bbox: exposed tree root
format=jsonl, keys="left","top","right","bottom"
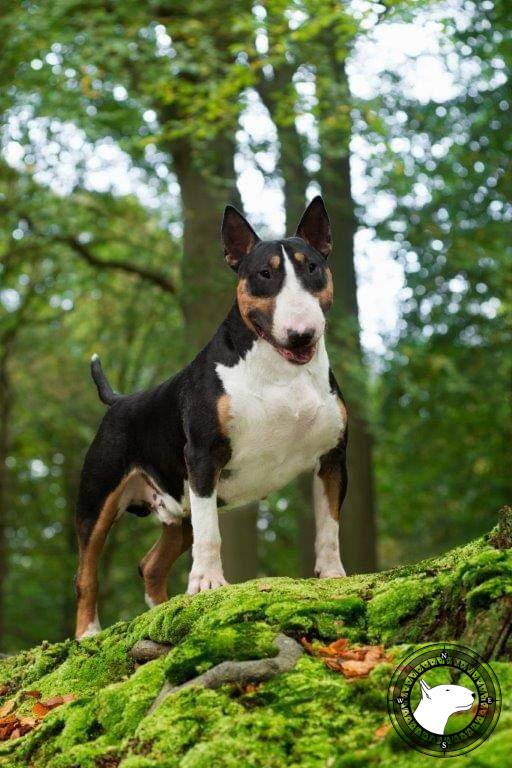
{"left": 147, "top": 633, "right": 303, "bottom": 715}
{"left": 129, "top": 639, "right": 173, "bottom": 662}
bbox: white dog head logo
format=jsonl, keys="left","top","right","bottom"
{"left": 413, "top": 677, "right": 475, "bottom": 735}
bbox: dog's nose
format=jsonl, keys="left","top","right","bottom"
{"left": 287, "top": 329, "right": 315, "bottom": 348}
{"left": 471, "top": 693, "right": 475, "bottom": 699}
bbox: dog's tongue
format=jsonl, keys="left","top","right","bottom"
{"left": 277, "top": 344, "right": 316, "bottom": 365}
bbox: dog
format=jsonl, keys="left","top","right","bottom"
{"left": 74, "top": 196, "right": 348, "bottom": 639}
{"left": 413, "top": 678, "right": 475, "bottom": 734}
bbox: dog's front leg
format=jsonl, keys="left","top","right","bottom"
{"left": 187, "top": 485, "right": 228, "bottom": 595}
{"left": 313, "top": 441, "right": 347, "bottom": 578}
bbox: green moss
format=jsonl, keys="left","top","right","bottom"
{"left": 466, "top": 576, "right": 512, "bottom": 612}
{"left": 460, "top": 549, "right": 512, "bottom": 590}
{"left": 1, "top": 524, "right": 511, "bottom": 767}
{"left": 165, "top": 622, "right": 277, "bottom": 685}
{"left": 367, "top": 577, "right": 437, "bottom": 643}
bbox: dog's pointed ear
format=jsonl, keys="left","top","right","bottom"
{"left": 295, "top": 195, "right": 332, "bottom": 258}
{"left": 419, "top": 679, "right": 431, "bottom": 699}
{"left": 222, "top": 205, "right": 260, "bottom": 271}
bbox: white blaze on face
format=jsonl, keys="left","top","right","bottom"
{"left": 271, "top": 246, "right": 325, "bottom": 346}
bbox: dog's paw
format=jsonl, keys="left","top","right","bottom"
{"left": 187, "top": 571, "right": 228, "bottom": 595}
{"left": 76, "top": 620, "right": 102, "bottom": 641}
{"left": 315, "top": 563, "right": 347, "bottom": 579}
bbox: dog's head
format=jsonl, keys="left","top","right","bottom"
{"left": 222, "top": 196, "right": 333, "bottom": 365}
{"left": 419, "top": 678, "right": 475, "bottom": 715}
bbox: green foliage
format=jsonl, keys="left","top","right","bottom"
{"left": 364, "top": 0, "right": 512, "bottom": 562}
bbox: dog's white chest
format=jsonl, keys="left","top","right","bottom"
{"left": 216, "top": 339, "right": 344, "bottom": 508}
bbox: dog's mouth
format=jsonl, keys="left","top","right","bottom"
{"left": 253, "top": 323, "right": 317, "bottom": 365}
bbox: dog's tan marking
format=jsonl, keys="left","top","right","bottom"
{"left": 314, "top": 267, "right": 334, "bottom": 313}
{"left": 216, "top": 393, "right": 232, "bottom": 438}
{"left": 270, "top": 254, "right": 281, "bottom": 270}
{"left": 237, "top": 278, "right": 275, "bottom": 334}
{"left": 75, "top": 475, "right": 131, "bottom": 638}
{"left": 75, "top": 468, "right": 182, "bottom": 638}
{"left": 318, "top": 463, "right": 342, "bottom": 522}
{"left": 294, "top": 251, "right": 306, "bottom": 263}
{"left": 139, "top": 520, "right": 192, "bottom": 606}
{"left": 337, "top": 397, "right": 347, "bottom": 432}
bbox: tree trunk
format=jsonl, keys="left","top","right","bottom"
{"left": 0, "top": 346, "right": 11, "bottom": 650}
{"left": 260, "top": 61, "right": 377, "bottom": 574}
{"left": 319, "top": 158, "right": 377, "bottom": 574}
{"left": 172, "top": 137, "right": 258, "bottom": 583}
{"left": 316, "top": 49, "right": 377, "bottom": 572}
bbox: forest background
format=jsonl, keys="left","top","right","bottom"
{"left": 0, "top": 0, "right": 510, "bottom": 651}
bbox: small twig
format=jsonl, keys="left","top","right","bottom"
{"left": 147, "top": 633, "right": 303, "bottom": 715}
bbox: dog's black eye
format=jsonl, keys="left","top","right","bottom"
{"left": 259, "top": 269, "right": 271, "bottom": 279}
{"left": 308, "top": 263, "right": 317, "bottom": 274}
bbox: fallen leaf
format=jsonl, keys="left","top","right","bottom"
{"left": 0, "top": 715, "right": 18, "bottom": 741}
{"left": 32, "top": 702, "right": 51, "bottom": 719}
{"left": 21, "top": 690, "right": 41, "bottom": 700}
{"left": 242, "top": 683, "right": 259, "bottom": 694}
{"left": 375, "top": 723, "right": 391, "bottom": 739}
{"left": 41, "top": 694, "right": 76, "bottom": 709}
{"left": 19, "top": 717, "right": 37, "bottom": 728}
{"left": 318, "top": 638, "right": 350, "bottom": 657}
{"left": 309, "top": 638, "right": 390, "bottom": 679}
{"left": 41, "top": 696, "right": 65, "bottom": 708}
{"left": 0, "top": 714, "right": 17, "bottom": 726}
{"left": 0, "top": 700, "right": 15, "bottom": 718}
{"left": 9, "top": 728, "right": 21, "bottom": 740}
{"left": 300, "top": 637, "right": 316, "bottom": 654}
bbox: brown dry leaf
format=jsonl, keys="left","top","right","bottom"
{"left": 0, "top": 714, "right": 17, "bottom": 726}
{"left": 0, "top": 699, "right": 16, "bottom": 718}
{"left": 19, "top": 717, "right": 38, "bottom": 728}
{"left": 0, "top": 715, "right": 19, "bottom": 741}
{"left": 41, "top": 696, "right": 65, "bottom": 709}
{"left": 32, "top": 702, "right": 51, "bottom": 719}
{"left": 21, "top": 690, "right": 41, "bottom": 700}
{"left": 300, "top": 636, "right": 316, "bottom": 654}
{"left": 242, "top": 683, "right": 259, "bottom": 694}
{"left": 375, "top": 724, "right": 391, "bottom": 740}
{"left": 9, "top": 728, "right": 21, "bottom": 740}
{"left": 314, "top": 638, "right": 389, "bottom": 679}
{"left": 41, "top": 694, "right": 76, "bottom": 710}
{"left": 318, "top": 638, "right": 350, "bottom": 657}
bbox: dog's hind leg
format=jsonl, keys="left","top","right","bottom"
{"left": 75, "top": 483, "right": 124, "bottom": 640}
{"left": 139, "top": 519, "right": 192, "bottom": 607}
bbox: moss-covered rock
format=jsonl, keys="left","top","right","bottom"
{"left": 1, "top": 511, "right": 511, "bottom": 767}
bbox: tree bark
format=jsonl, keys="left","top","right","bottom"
{"left": 316, "top": 59, "right": 377, "bottom": 574}
{"left": 317, "top": 151, "right": 376, "bottom": 573}
{"left": 260, "top": 55, "right": 377, "bottom": 574}
{"left": 0, "top": 286, "right": 36, "bottom": 650}
{"left": 0, "top": 343, "right": 12, "bottom": 651}
{"left": 172, "top": 137, "right": 258, "bottom": 583}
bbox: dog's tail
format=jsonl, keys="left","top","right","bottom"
{"left": 90, "top": 354, "right": 122, "bottom": 406}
